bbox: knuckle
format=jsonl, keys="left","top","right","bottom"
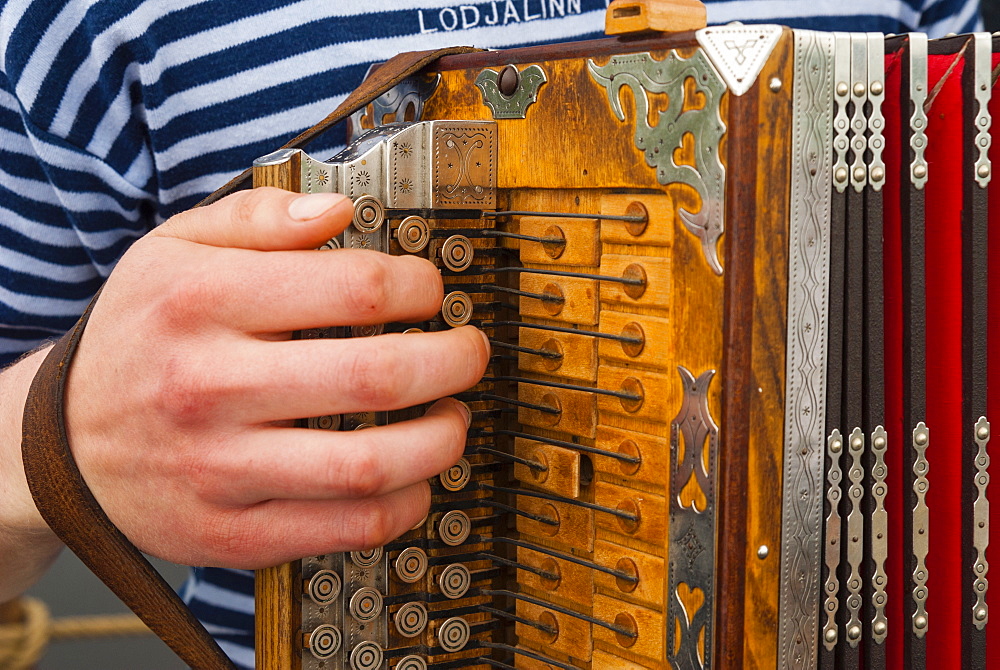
{"left": 341, "top": 255, "right": 390, "bottom": 319}
{"left": 347, "top": 498, "right": 395, "bottom": 549}
{"left": 343, "top": 346, "right": 400, "bottom": 407}
{"left": 198, "top": 510, "right": 257, "bottom": 565}
{"left": 329, "top": 444, "right": 385, "bottom": 499}
{"left": 152, "top": 353, "right": 219, "bottom": 427}
{"left": 231, "top": 187, "right": 275, "bottom": 226}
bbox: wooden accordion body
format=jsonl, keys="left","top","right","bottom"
{"left": 250, "top": 25, "right": 1000, "bottom": 670}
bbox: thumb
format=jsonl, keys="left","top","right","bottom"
{"left": 153, "top": 187, "right": 354, "bottom": 251}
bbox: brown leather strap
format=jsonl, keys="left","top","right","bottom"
{"left": 199, "top": 45, "right": 482, "bottom": 207}
{"left": 21, "top": 288, "right": 236, "bottom": 669}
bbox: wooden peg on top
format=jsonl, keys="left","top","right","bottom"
{"left": 604, "top": 0, "right": 708, "bottom": 35}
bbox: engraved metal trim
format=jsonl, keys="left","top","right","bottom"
{"left": 848, "top": 35, "right": 869, "bottom": 193}
{"left": 912, "top": 421, "right": 930, "bottom": 636}
{"left": 778, "top": 30, "right": 835, "bottom": 670}
{"left": 822, "top": 429, "right": 844, "bottom": 650}
{"left": 695, "top": 24, "right": 783, "bottom": 96}
{"left": 973, "top": 416, "right": 990, "bottom": 629}
{"left": 908, "top": 33, "right": 929, "bottom": 188}
{"left": 973, "top": 33, "right": 992, "bottom": 187}
{"left": 348, "top": 69, "right": 440, "bottom": 142}
{"left": 832, "top": 34, "right": 852, "bottom": 193}
{"left": 866, "top": 33, "right": 886, "bottom": 191}
{"left": 437, "top": 617, "right": 471, "bottom": 653}
{"left": 475, "top": 64, "right": 548, "bottom": 119}
{"left": 871, "top": 425, "right": 889, "bottom": 643}
{"left": 845, "top": 427, "right": 865, "bottom": 647}
{"left": 588, "top": 50, "right": 727, "bottom": 274}
{"left": 667, "top": 366, "right": 719, "bottom": 670}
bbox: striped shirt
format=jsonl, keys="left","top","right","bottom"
{"left": 0, "top": 0, "right": 981, "bottom": 667}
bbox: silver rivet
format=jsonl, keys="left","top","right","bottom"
{"left": 978, "top": 426, "right": 990, "bottom": 440}
{"left": 978, "top": 164, "right": 991, "bottom": 179}
{"left": 830, "top": 439, "right": 842, "bottom": 453}
{"left": 835, "top": 167, "right": 848, "bottom": 183}
{"left": 853, "top": 167, "right": 866, "bottom": 182}
{"left": 874, "top": 436, "right": 886, "bottom": 449}
{"left": 871, "top": 167, "right": 884, "bottom": 182}
{"left": 873, "top": 620, "right": 887, "bottom": 635}
{"left": 769, "top": 77, "right": 782, "bottom": 92}
{"left": 915, "top": 431, "right": 928, "bottom": 446}
{"left": 914, "top": 614, "right": 928, "bottom": 629}
{"left": 853, "top": 82, "right": 866, "bottom": 97}
{"left": 837, "top": 82, "right": 849, "bottom": 96}
{"left": 847, "top": 625, "right": 861, "bottom": 640}
{"left": 851, "top": 436, "right": 863, "bottom": 449}
{"left": 913, "top": 165, "right": 927, "bottom": 179}
{"left": 824, "top": 628, "right": 838, "bottom": 644}
{"left": 975, "top": 607, "right": 987, "bottom": 621}
{"left": 870, "top": 81, "right": 884, "bottom": 95}
{"left": 757, "top": 545, "right": 769, "bottom": 559}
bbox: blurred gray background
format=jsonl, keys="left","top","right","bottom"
{"left": 25, "top": 553, "right": 187, "bottom": 669}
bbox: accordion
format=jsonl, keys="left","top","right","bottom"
{"left": 246, "top": 9, "right": 1000, "bottom": 670}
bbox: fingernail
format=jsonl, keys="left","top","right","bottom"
{"left": 288, "top": 193, "right": 349, "bottom": 221}
{"left": 455, "top": 399, "right": 472, "bottom": 427}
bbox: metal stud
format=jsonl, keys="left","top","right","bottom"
{"left": 757, "top": 545, "right": 769, "bottom": 560}
{"left": 870, "top": 80, "right": 884, "bottom": 95}
{"left": 769, "top": 77, "right": 782, "bottom": 92}
{"left": 837, "top": 82, "right": 849, "bottom": 96}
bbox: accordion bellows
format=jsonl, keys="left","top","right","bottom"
{"left": 251, "top": 26, "right": 1000, "bottom": 670}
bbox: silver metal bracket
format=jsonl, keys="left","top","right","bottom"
{"left": 912, "top": 421, "right": 930, "bottom": 637}
{"left": 870, "top": 425, "right": 889, "bottom": 643}
{"left": 908, "top": 33, "right": 929, "bottom": 189}
{"left": 823, "top": 430, "right": 844, "bottom": 650}
{"left": 973, "top": 416, "right": 990, "bottom": 629}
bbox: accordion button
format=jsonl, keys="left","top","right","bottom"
{"left": 397, "top": 216, "right": 430, "bottom": 253}
{"left": 349, "top": 641, "right": 383, "bottom": 670}
{"left": 441, "top": 235, "right": 474, "bottom": 272}
{"left": 395, "top": 547, "right": 428, "bottom": 583}
{"left": 305, "top": 570, "right": 342, "bottom": 605}
{"left": 437, "top": 617, "right": 471, "bottom": 653}
{"left": 350, "top": 547, "right": 383, "bottom": 568}
{"left": 348, "top": 587, "right": 383, "bottom": 623}
{"left": 438, "top": 510, "right": 472, "bottom": 546}
{"left": 440, "top": 458, "right": 471, "bottom": 491}
{"left": 305, "top": 624, "right": 342, "bottom": 659}
{"left": 438, "top": 563, "right": 472, "bottom": 599}
{"left": 396, "top": 656, "right": 427, "bottom": 670}
{"left": 394, "top": 602, "right": 429, "bottom": 638}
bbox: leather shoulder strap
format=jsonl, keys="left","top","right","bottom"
{"left": 21, "top": 289, "right": 236, "bottom": 669}
{"left": 21, "top": 45, "right": 478, "bottom": 668}
{"left": 199, "top": 45, "right": 481, "bottom": 206}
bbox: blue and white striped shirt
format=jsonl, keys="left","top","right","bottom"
{"left": 0, "top": 1, "right": 981, "bottom": 667}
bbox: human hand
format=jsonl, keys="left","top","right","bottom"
{"left": 57, "top": 187, "right": 489, "bottom": 569}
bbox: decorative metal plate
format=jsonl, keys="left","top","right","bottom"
{"left": 696, "top": 24, "right": 783, "bottom": 96}
{"left": 778, "top": 29, "right": 835, "bottom": 670}
{"left": 475, "top": 64, "right": 547, "bottom": 119}
{"left": 431, "top": 123, "right": 497, "bottom": 209}
{"left": 348, "top": 70, "right": 440, "bottom": 142}
{"left": 588, "top": 50, "right": 727, "bottom": 275}
{"left": 667, "top": 366, "right": 719, "bottom": 670}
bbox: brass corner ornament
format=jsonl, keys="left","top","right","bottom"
{"left": 587, "top": 50, "right": 727, "bottom": 275}
{"left": 475, "top": 64, "right": 547, "bottom": 119}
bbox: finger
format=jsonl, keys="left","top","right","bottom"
{"left": 200, "top": 483, "right": 431, "bottom": 568}
{"left": 153, "top": 187, "right": 354, "bottom": 251}
{"left": 211, "top": 327, "right": 489, "bottom": 422}
{"left": 207, "top": 399, "right": 469, "bottom": 505}
{"left": 198, "top": 248, "right": 446, "bottom": 332}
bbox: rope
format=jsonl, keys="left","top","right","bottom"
{"left": 0, "top": 597, "right": 152, "bottom": 669}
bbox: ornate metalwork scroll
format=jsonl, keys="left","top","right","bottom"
{"left": 973, "top": 416, "right": 990, "bottom": 628}
{"left": 667, "top": 367, "right": 719, "bottom": 670}
{"left": 696, "top": 24, "right": 782, "bottom": 97}
{"left": 778, "top": 30, "right": 834, "bottom": 670}
{"left": 588, "top": 50, "right": 727, "bottom": 275}
{"left": 475, "top": 64, "right": 547, "bottom": 119}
